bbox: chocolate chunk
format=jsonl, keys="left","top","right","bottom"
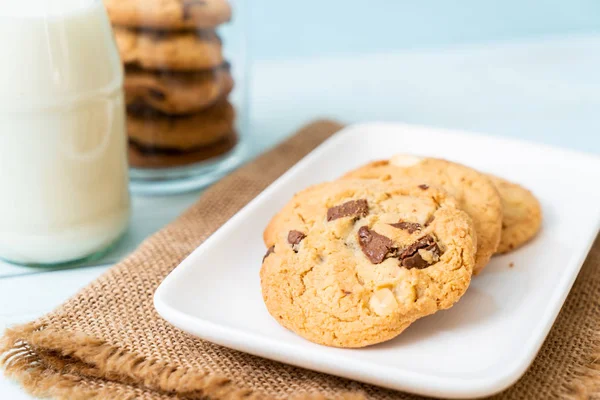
{"left": 389, "top": 220, "right": 422, "bottom": 234}
{"left": 287, "top": 230, "right": 306, "bottom": 246}
{"left": 401, "top": 252, "right": 429, "bottom": 269}
{"left": 263, "top": 245, "right": 275, "bottom": 262}
{"left": 357, "top": 226, "right": 395, "bottom": 264}
{"left": 399, "top": 235, "right": 441, "bottom": 269}
{"left": 148, "top": 88, "right": 166, "bottom": 101}
{"left": 418, "top": 184, "right": 429, "bottom": 190}
{"left": 327, "top": 199, "right": 369, "bottom": 221}
{"left": 182, "top": 0, "right": 207, "bottom": 20}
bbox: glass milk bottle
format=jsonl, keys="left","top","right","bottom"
{"left": 0, "top": 0, "right": 130, "bottom": 266}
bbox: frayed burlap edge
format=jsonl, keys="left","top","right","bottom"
{"left": 3, "top": 286, "right": 599, "bottom": 400}
{"left": 563, "top": 337, "right": 600, "bottom": 400}
{"left": 0, "top": 322, "right": 366, "bottom": 400}
{"left": 0, "top": 322, "right": 250, "bottom": 400}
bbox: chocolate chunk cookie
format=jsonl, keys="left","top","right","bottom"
{"left": 125, "top": 63, "right": 234, "bottom": 115}
{"left": 489, "top": 175, "right": 542, "bottom": 254}
{"left": 261, "top": 180, "right": 476, "bottom": 348}
{"left": 104, "top": 0, "right": 232, "bottom": 30}
{"left": 114, "top": 27, "right": 223, "bottom": 71}
{"left": 342, "top": 155, "right": 503, "bottom": 275}
{"left": 127, "top": 101, "right": 235, "bottom": 150}
{"left": 128, "top": 131, "right": 237, "bottom": 168}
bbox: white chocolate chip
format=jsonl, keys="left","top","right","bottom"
{"left": 393, "top": 281, "right": 417, "bottom": 306}
{"left": 390, "top": 154, "right": 424, "bottom": 167}
{"left": 369, "top": 288, "right": 398, "bottom": 316}
{"left": 362, "top": 258, "right": 401, "bottom": 287}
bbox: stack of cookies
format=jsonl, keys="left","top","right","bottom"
{"left": 104, "top": 0, "right": 236, "bottom": 168}
{"left": 260, "top": 155, "right": 542, "bottom": 348}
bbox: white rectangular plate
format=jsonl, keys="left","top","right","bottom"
{"left": 155, "top": 123, "right": 600, "bottom": 398}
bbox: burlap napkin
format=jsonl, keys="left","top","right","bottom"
{"left": 1, "top": 120, "right": 599, "bottom": 400}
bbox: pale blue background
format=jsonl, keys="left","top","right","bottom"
{"left": 249, "top": 0, "right": 600, "bottom": 60}
{"left": 235, "top": 1, "right": 600, "bottom": 155}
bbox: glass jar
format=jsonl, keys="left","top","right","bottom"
{"left": 0, "top": 0, "right": 130, "bottom": 266}
{"left": 104, "top": 0, "right": 250, "bottom": 194}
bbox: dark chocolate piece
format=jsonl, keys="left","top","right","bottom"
{"left": 327, "top": 199, "right": 369, "bottom": 221}
{"left": 389, "top": 221, "right": 422, "bottom": 234}
{"left": 287, "top": 230, "right": 306, "bottom": 246}
{"left": 418, "top": 184, "right": 430, "bottom": 190}
{"left": 399, "top": 235, "right": 441, "bottom": 269}
{"left": 357, "top": 226, "right": 395, "bottom": 264}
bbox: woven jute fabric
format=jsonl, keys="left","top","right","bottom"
{"left": 1, "top": 120, "right": 599, "bottom": 400}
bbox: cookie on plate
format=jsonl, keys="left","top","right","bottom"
{"left": 114, "top": 27, "right": 223, "bottom": 71}
{"left": 261, "top": 180, "right": 476, "bottom": 348}
{"left": 127, "top": 101, "right": 235, "bottom": 150}
{"left": 489, "top": 175, "right": 542, "bottom": 254}
{"left": 341, "top": 155, "right": 503, "bottom": 275}
{"left": 104, "top": 0, "right": 232, "bottom": 30}
{"left": 125, "top": 63, "right": 234, "bottom": 115}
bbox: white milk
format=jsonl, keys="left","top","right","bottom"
{"left": 0, "top": 0, "right": 130, "bottom": 265}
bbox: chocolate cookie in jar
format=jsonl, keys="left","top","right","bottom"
{"left": 104, "top": 0, "right": 250, "bottom": 194}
